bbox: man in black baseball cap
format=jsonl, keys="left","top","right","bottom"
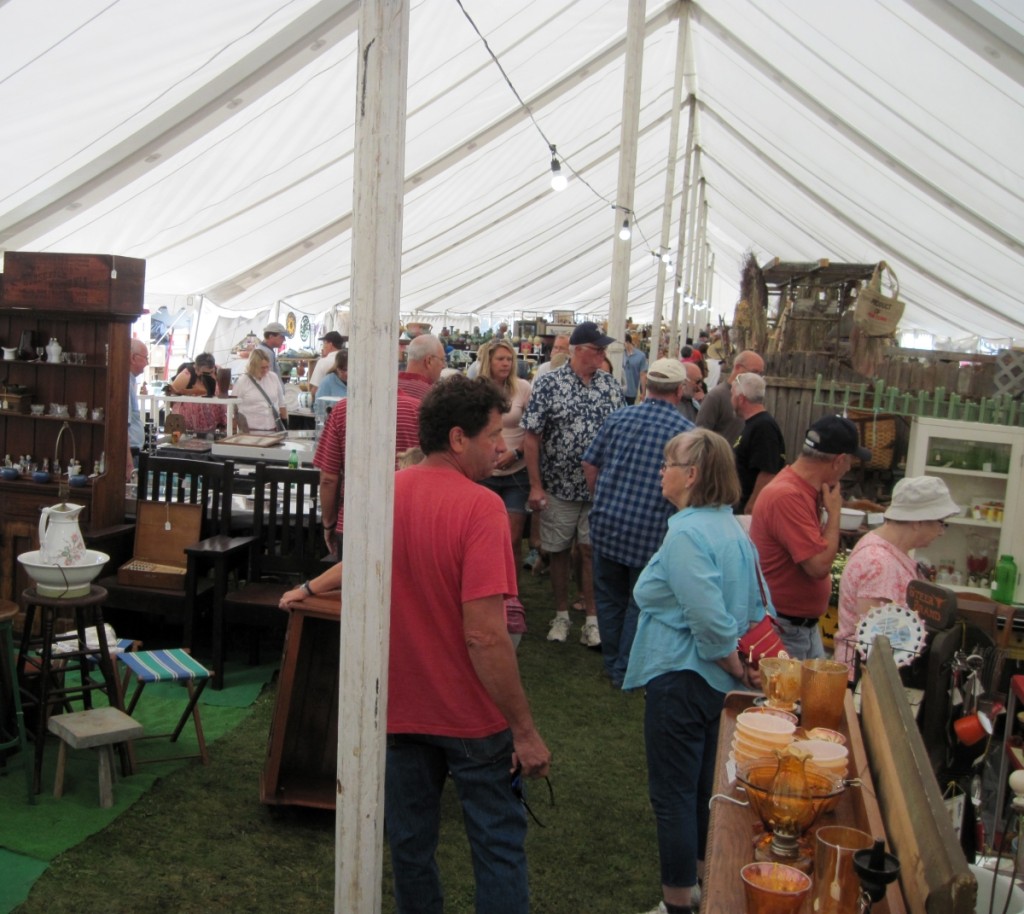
{"left": 310, "top": 330, "right": 347, "bottom": 397}
{"left": 568, "top": 321, "right": 615, "bottom": 348}
{"left": 803, "top": 415, "right": 872, "bottom": 462}
{"left": 749, "top": 414, "right": 871, "bottom": 659}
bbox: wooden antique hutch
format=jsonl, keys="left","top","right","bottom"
{"left": 0, "top": 252, "right": 144, "bottom": 604}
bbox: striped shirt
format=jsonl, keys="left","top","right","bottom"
{"left": 313, "top": 393, "right": 420, "bottom": 532}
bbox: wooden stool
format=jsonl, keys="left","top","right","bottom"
{"left": 0, "top": 600, "right": 33, "bottom": 802}
{"left": 17, "top": 584, "right": 126, "bottom": 794}
{"left": 48, "top": 707, "right": 143, "bottom": 808}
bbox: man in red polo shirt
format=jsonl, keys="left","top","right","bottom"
{"left": 749, "top": 415, "right": 870, "bottom": 660}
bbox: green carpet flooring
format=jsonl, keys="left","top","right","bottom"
{"left": 0, "top": 660, "right": 277, "bottom": 913}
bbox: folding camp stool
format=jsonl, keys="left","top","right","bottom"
{"left": 116, "top": 649, "right": 213, "bottom": 765}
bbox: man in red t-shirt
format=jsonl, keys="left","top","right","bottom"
{"left": 750, "top": 415, "right": 870, "bottom": 660}
{"left": 283, "top": 376, "right": 550, "bottom": 913}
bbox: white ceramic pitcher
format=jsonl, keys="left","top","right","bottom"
{"left": 38, "top": 502, "right": 87, "bottom": 566}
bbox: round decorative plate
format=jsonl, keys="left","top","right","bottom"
{"left": 854, "top": 603, "right": 927, "bottom": 667}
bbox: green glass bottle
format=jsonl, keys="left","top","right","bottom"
{"left": 288, "top": 449, "right": 298, "bottom": 470}
{"left": 992, "top": 555, "right": 1018, "bottom": 604}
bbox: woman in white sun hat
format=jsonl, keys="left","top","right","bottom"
{"left": 835, "top": 476, "right": 959, "bottom": 676}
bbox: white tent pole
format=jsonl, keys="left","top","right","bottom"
{"left": 669, "top": 97, "right": 696, "bottom": 360}
{"left": 682, "top": 168, "right": 703, "bottom": 343}
{"left": 694, "top": 208, "right": 709, "bottom": 322}
{"left": 336, "top": 1, "right": 410, "bottom": 912}
{"left": 651, "top": 7, "right": 690, "bottom": 363}
{"left": 677, "top": 145, "right": 701, "bottom": 354}
{"left": 706, "top": 252, "right": 715, "bottom": 318}
{"left": 608, "top": 0, "right": 647, "bottom": 376}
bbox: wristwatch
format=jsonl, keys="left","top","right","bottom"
{"left": 302, "top": 580, "right": 316, "bottom": 597}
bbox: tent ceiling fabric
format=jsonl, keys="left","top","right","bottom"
{"left": 1, "top": 0, "right": 1021, "bottom": 341}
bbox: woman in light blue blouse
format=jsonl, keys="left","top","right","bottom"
{"left": 626, "top": 428, "right": 772, "bottom": 914}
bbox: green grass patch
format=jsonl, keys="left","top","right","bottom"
{"left": 11, "top": 568, "right": 660, "bottom": 913}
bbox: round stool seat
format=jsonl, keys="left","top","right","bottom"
{"left": 0, "top": 600, "right": 18, "bottom": 623}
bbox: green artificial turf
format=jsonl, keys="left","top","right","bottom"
{"left": 9, "top": 567, "right": 661, "bottom": 914}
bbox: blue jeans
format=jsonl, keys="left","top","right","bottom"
{"left": 775, "top": 616, "right": 826, "bottom": 660}
{"left": 644, "top": 669, "right": 725, "bottom": 889}
{"left": 385, "top": 730, "right": 528, "bottom": 914}
{"left": 591, "top": 549, "right": 642, "bottom": 687}
{"left": 480, "top": 467, "right": 529, "bottom": 514}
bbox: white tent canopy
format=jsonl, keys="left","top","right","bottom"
{"left": 1, "top": 0, "right": 1022, "bottom": 343}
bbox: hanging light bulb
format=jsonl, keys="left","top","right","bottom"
{"left": 549, "top": 145, "right": 568, "bottom": 192}
{"left": 618, "top": 219, "right": 632, "bottom": 241}
{"left": 549, "top": 157, "right": 568, "bottom": 192}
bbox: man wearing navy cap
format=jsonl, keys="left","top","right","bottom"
{"left": 750, "top": 415, "right": 871, "bottom": 660}
{"left": 521, "top": 322, "right": 626, "bottom": 648}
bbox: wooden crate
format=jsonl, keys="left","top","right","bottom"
{"left": 2, "top": 252, "right": 145, "bottom": 318}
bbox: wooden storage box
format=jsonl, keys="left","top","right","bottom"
{"left": 2, "top": 252, "right": 145, "bottom": 318}
{"left": 116, "top": 502, "right": 202, "bottom": 590}
{"left": 0, "top": 391, "right": 31, "bottom": 414}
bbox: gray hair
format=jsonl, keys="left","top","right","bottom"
{"left": 800, "top": 444, "right": 836, "bottom": 462}
{"left": 407, "top": 333, "right": 442, "bottom": 364}
{"left": 733, "top": 371, "right": 765, "bottom": 403}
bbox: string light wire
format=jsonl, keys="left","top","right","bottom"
{"left": 454, "top": 0, "right": 660, "bottom": 250}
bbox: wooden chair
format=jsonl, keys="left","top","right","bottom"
{"left": 216, "top": 462, "right": 324, "bottom": 685}
{"left": 93, "top": 456, "right": 252, "bottom": 652}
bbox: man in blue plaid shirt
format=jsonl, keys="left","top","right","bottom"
{"left": 582, "top": 359, "right": 695, "bottom": 687}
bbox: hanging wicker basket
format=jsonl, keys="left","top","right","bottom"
{"left": 853, "top": 262, "right": 904, "bottom": 337}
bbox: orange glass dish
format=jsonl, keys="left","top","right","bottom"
{"left": 737, "top": 753, "right": 845, "bottom": 868}
{"left": 740, "top": 861, "right": 812, "bottom": 914}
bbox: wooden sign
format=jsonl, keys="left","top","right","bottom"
{"left": 906, "top": 579, "right": 957, "bottom": 631}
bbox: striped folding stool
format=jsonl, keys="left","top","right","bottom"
{"left": 116, "top": 649, "right": 213, "bottom": 765}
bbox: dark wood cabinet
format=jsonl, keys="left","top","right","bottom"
{"left": 0, "top": 251, "right": 144, "bottom": 604}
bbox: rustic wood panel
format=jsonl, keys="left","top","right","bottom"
{"left": 862, "top": 638, "right": 975, "bottom": 914}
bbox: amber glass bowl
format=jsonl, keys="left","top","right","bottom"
{"left": 737, "top": 757, "right": 846, "bottom": 826}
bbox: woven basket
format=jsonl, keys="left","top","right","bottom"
{"left": 847, "top": 408, "right": 897, "bottom": 471}
{"left": 853, "top": 262, "right": 904, "bottom": 337}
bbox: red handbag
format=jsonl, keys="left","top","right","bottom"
{"left": 737, "top": 566, "right": 782, "bottom": 667}
{"left": 737, "top": 615, "right": 785, "bottom": 668}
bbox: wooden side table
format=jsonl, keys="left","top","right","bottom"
{"left": 16, "top": 584, "right": 126, "bottom": 794}
{"left": 261, "top": 593, "right": 340, "bottom": 810}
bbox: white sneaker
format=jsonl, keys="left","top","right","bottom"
{"left": 546, "top": 615, "right": 571, "bottom": 642}
{"left": 579, "top": 620, "right": 601, "bottom": 648}
{"left": 638, "top": 904, "right": 667, "bottom": 914}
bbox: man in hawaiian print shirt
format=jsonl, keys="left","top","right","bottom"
{"left": 521, "top": 322, "right": 626, "bottom": 647}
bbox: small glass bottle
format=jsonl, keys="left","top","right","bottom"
{"left": 288, "top": 449, "right": 299, "bottom": 470}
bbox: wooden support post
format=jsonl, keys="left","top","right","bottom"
{"left": 337, "top": 1, "right": 410, "bottom": 911}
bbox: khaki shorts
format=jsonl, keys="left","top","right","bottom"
{"left": 539, "top": 495, "right": 591, "bottom": 552}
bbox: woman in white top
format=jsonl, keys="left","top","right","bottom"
{"left": 233, "top": 349, "right": 287, "bottom": 432}
{"left": 477, "top": 339, "right": 532, "bottom": 561}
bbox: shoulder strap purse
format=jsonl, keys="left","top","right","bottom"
{"left": 243, "top": 374, "right": 287, "bottom": 431}
{"left": 737, "top": 563, "right": 783, "bottom": 667}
